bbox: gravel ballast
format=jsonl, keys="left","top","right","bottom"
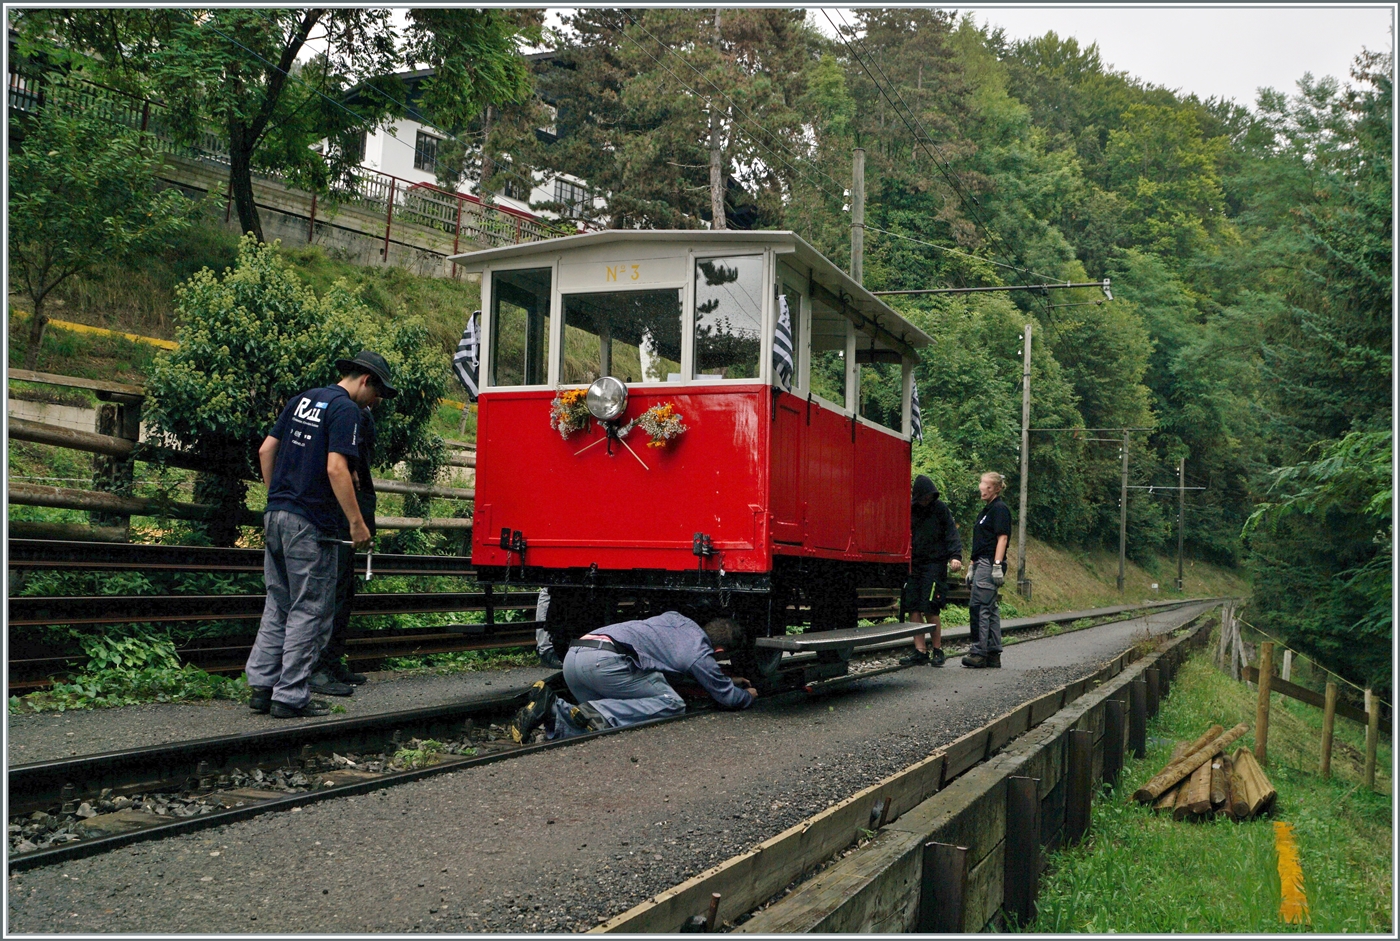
{"left": 6, "top": 603, "right": 1215, "bottom": 933}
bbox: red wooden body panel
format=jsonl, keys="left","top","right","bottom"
{"left": 472, "top": 387, "right": 911, "bottom": 574}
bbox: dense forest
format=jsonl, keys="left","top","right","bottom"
{"left": 9, "top": 10, "right": 1390, "bottom": 693}
{"left": 515, "top": 10, "right": 1392, "bottom": 691}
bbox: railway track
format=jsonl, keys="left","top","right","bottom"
{"left": 6, "top": 600, "right": 1196, "bottom": 872}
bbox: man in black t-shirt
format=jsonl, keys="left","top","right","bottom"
{"left": 310, "top": 406, "right": 378, "bottom": 696}
{"left": 963, "top": 471, "right": 1012, "bottom": 669}
{"left": 246, "top": 351, "right": 396, "bottom": 717}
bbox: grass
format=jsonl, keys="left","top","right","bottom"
{"left": 1025, "top": 638, "right": 1392, "bottom": 933}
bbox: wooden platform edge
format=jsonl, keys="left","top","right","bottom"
{"left": 595, "top": 601, "right": 1222, "bottom": 933}
{"left": 734, "top": 606, "right": 1218, "bottom": 933}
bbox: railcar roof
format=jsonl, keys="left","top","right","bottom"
{"left": 449, "top": 229, "right": 932, "bottom": 349}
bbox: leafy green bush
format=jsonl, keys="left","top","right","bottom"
{"left": 144, "top": 235, "right": 447, "bottom": 544}
{"left": 9, "top": 629, "right": 247, "bottom": 713}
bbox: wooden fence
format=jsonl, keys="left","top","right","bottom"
{"left": 8, "top": 369, "right": 474, "bottom": 542}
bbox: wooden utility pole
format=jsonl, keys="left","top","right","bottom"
{"left": 707, "top": 9, "right": 727, "bottom": 231}
{"left": 1175, "top": 457, "right": 1186, "bottom": 590}
{"left": 1015, "top": 323, "right": 1032, "bottom": 598}
{"left": 850, "top": 148, "right": 865, "bottom": 283}
{"left": 1117, "top": 429, "right": 1130, "bottom": 592}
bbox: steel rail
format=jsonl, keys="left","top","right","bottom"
{"left": 6, "top": 601, "right": 1214, "bottom": 871}
{"left": 6, "top": 539, "right": 477, "bottom": 575}
{"left": 8, "top": 591, "right": 540, "bottom": 627}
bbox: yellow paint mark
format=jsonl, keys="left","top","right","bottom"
{"left": 48, "top": 318, "right": 179, "bottom": 350}
{"left": 1274, "top": 821, "right": 1310, "bottom": 925}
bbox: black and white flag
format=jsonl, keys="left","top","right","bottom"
{"left": 773, "top": 295, "right": 794, "bottom": 392}
{"left": 910, "top": 378, "right": 924, "bottom": 443}
{"left": 452, "top": 310, "right": 481, "bottom": 402}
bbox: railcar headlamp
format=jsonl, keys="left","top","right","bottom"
{"left": 586, "top": 376, "right": 628, "bottom": 422}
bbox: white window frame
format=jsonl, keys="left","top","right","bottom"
{"left": 480, "top": 260, "right": 559, "bottom": 392}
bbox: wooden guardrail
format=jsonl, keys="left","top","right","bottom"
{"left": 9, "top": 371, "right": 476, "bottom": 537}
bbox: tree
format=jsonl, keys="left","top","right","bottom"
{"left": 145, "top": 236, "right": 446, "bottom": 546}
{"left": 537, "top": 9, "right": 814, "bottom": 230}
{"left": 8, "top": 107, "right": 196, "bottom": 369}
{"left": 15, "top": 9, "right": 539, "bottom": 241}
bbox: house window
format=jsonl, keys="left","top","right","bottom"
{"left": 555, "top": 178, "right": 586, "bottom": 213}
{"left": 499, "top": 176, "right": 529, "bottom": 201}
{"left": 413, "top": 130, "right": 441, "bottom": 172}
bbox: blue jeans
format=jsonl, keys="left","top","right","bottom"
{"left": 967, "top": 558, "right": 1003, "bottom": 656}
{"left": 246, "top": 510, "right": 339, "bottom": 708}
{"left": 549, "top": 647, "right": 686, "bottom": 738}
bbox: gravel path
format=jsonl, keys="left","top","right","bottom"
{"left": 6, "top": 602, "right": 1215, "bottom": 933}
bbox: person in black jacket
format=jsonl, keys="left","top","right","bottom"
{"left": 901, "top": 475, "right": 963, "bottom": 667}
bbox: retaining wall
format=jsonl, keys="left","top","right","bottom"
{"left": 737, "top": 610, "right": 1215, "bottom": 933}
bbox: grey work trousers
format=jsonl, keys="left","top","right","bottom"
{"left": 967, "top": 558, "right": 1004, "bottom": 656}
{"left": 246, "top": 510, "right": 339, "bottom": 708}
{"left": 549, "top": 647, "right": 686, "bottom": 738}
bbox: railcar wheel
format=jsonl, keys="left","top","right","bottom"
{"left": 732, "top": 643, "right": 783, "bottom": 679}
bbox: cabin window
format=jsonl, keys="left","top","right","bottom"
{"left": 809, "top": 298, "right": 848, "bottom": 409}
{"left": 857, "top": 332, "right": 904, "bottom": 431}
{"left": 693, "top": 255, "right": 764, "bottom": 380}
{"left": 489, "top": 267, "right": 552, "bottom": 387}
{"left": 559, "top": 289, "right": 683, "bottom": 384}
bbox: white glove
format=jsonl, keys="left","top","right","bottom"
{"left": 991, "top": 563, "right": 1005, "bottom": 587}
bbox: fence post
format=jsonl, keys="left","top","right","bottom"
{"left": 1365, "top": 688, "right": 1379, "bottom": 791}
{"left": 1145, "top": 668, "right": 1160, "bottom": 719}
{"left": 1003, "top": 776, "right": 1040, "bottom": 929}
{"left": 1103, "top": 698, "right": 1125, "bottom": 789}
{"left": 1064, "top": 728, "right": 1093, "bottom": 845}
{"left": 452, "top": 197, "right": 463, "bottom": 278}
{"left": 917, "top": 841, "right": 968, "bottom": 933}
{"left": 1254, "top": 641, "right": 1274, "bottom": 763}
{"left": 1216, "top": 603, "right": 1231, "bottom": 668}
{"left": 90, "top": 392, "right": 142, "bottom": 539}
{"left": 383, "top": 177, "right": 396, "bottom": 264}
{"left": 1129, "top": 677, "right": 1147, "bottom": 759}
{"left": 308, "top": 192, "right": 317, "bottom": 243}
{"left": 1320, "top": 682, "right": 1337, "bottom": 778}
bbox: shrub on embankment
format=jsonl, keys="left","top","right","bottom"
{"left": 1026, "top": 642, "right": 1392, "bottom": 933}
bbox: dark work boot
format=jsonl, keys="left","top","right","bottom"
{"left": 962, "top": 653, "right": 987, "bottom": 669}
{"left": 309, "top": 670, "right": 354, "bottom": 697}
{"left": 900, "top": 649, "right": 930, "bottom": 667}
{"left": 329, "top": 659, "right": 367, "bottom": 685}
{"left": 509, "top": 680, "right": 556, "bottom": 743}
{"left": 986, "top": 652, "right": 1002, "bottom": 669}
{"left": 248, "top": 686, "right": 272, "bottom": 713}
{"left": 269, "top": 699, "right": 332, "bottom": 718}
{"left": 930, "top": 647, "right": 947, "bottom": 668}
{"left": 570, "top": 702, "right": 611, "bottom": 732}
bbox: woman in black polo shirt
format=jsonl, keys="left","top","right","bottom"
{"left": 963, "top": 472, "right": 1011, "bottom": 668}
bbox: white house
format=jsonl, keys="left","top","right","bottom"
{"left": 341, "top": 65, "right": 600, "bottom": 226}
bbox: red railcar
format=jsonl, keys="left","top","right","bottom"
{"left": 450, "top": 231, "right": 931, "bottom": 670}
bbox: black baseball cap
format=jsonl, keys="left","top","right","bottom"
{"left": 336, "top": 349, "right": 399, "bottom": 398}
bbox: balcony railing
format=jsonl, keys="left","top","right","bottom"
{"left": 11, "top": 70, "right": 576, "bottom": 250}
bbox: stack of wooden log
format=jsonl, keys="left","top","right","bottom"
{"left": 1131, "top": 722, "right": 1278, "bottom": 821}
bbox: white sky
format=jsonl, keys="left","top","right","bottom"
{"left": 812, "top": 5, "right": 1394, "bottom": 108}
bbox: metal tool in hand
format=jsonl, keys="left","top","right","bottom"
{"left": 342, "top": 542, "right": 374, "bottom": 581}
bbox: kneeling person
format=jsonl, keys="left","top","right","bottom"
{"left": 509, "top": 612, "right": 756, "bottom": 742}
